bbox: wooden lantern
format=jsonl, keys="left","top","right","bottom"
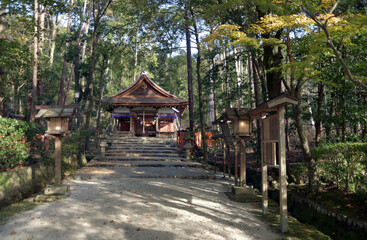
{"left": 233, "top": 117, "right": 252, "bottom": 137}
{"left": 47, "top": 117, "right": 69, "bottom": 135}
{"left": 35, "top": 105, "right": 78, "bottom": 186}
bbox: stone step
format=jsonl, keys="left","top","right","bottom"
{"left": 87, "top": 160, "right": 201, "bottom": 168}
{"left": 106, "top": 149, "right": 178, "bottom": 154}
{"left": 72, "top": 166, "right": 215, "bottom": 180}
{"left": 108, "top": 137, "right": 176, "bottom": 142}
{"left": 108, "top": 145, "right": 177, "bottom": 150}
{"left": 96, "top": 155, "right": 186, "bottom": 161}
{"left": 108, "top": 140, "right": 176, "bottom": 145}
{"left": 105, "top": 152, "right": 182, "bottom": 158}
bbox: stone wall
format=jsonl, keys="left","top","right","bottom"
{"left": 0, "top": 150, "right": 86, "bottom": 208}
{"left": 0, "top": 163, "right": 54, "bottom": 207}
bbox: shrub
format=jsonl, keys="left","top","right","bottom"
{"left": 312, "top": 142, "right": 367, "bottom": 193}
{"left": 0, "top": 118, "right": 45, "bottom": 169}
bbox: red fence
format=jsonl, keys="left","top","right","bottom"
{"left": 177, "top": 132, "right": 218, "bottom": 148}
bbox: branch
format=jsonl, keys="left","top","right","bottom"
{"left": 329, "top": 0, "right": 340, "bottom": 15}
{"left": 282, "top": 78, "right": 291, "bottom": 93}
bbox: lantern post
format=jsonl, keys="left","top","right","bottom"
{"left": 35, "top": 105, "right": 77, "bottom": 197}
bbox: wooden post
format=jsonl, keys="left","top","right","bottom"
{"left": 234, "top": 139, "right": 238, "bottom": 186}
{"left": 227, "top": 145, "right": 231, "bottom": 183}
{"left": 55, "top": 135, "right": 62, "bottom": 186}
{"left": 156, "top": 118, "right": 159, "bottom": 133}
{"left": 222, "top": 141, "right": 226, "bottom": 178}
{"left": 261, "top": 118, "right": 268, "bottom": 214}
{"left": 130, "top": 115, "right": 133, "bottom": 134}
{"left": 240, "top": 138, "right": 246, "bottom": 186}
{"left": 143, "top": 109, "right": 145, "bottom": 134}
{"left": 278, "top": 107, "right": 288, "bottom": 233}
{"left": 214, "top": 139, "right": 217, "bottom": 174}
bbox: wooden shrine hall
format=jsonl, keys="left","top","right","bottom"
{"left": 102, "top": 74, "right": 188, "bottom": 137}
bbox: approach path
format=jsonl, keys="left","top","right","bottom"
{"left": 0, "top": 136, "right": 279, "bottom": 240}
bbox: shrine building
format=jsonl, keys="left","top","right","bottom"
{"left": 102, "top": 74, "right": 188, "bottom": 137}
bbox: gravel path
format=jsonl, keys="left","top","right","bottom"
{"left": 0, "top": 177, "right": 279, "bottom": 240}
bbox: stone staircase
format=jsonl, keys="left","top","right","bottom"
{"left": 73, "top": 134, "right": 215, "bottom": 180}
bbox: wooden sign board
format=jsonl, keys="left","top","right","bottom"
{"left": 220, "top": 123, "right": 234, "bottom": 148}
{"left": 262, "top": 113, "right": 279, "bottom": 166}
{"left": 263, "top": 114, "right": 278, "bottom": 141}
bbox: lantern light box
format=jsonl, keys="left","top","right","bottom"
{"left": 35, "top": 105, "right": 77, "bottom": 135}
{"left": 233, "top": 118, "right": 252, "bottom": 137}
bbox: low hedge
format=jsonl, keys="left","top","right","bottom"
{"left": 312, "top": 142, "right": 367, "bottom": 194}
{"left": 0, "top": 118, "right": 45, "bottom": 169}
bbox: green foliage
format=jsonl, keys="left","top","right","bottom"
{"left": 0, "top": 118, "right": 45, "bottom": 169}
{"left": 313, "top": 142, "right": 367, "bottom": 193}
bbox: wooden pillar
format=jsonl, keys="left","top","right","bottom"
{"left": 234, "top": 139, "right": 238, "bottom": 186}
{"left": 227, "top": 145, "right": 231, "bottom": 183}
{"left": 240, "top": 138, "right": 246, "bottom": 186}
{"left": 261, "top": 118, "right": 268, "bottom": 214}
{"left": 156, "top": 118, "right": 159, "bottom": 134}
{"left": 130, "top": 115, "right": 133, "bottom": 134}
{"left": 214, "top": 139, "right": 217, "bottom": 174}
{"left": 143, "top": 109, "right": 145, "bottom": 134}
{"left": 278, "top": 107, "right": 288, "bottom": 233}
{"left": 55, "top": 135, "right": 62, "bottom": 186}
{"left": 222, "top": 141, "right": 226, "bottom": 178}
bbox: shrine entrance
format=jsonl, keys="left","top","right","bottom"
{"left": 133, "top": 108, "right": 157, "bottom": 136}
{"left": 103, "top": 74, "right": 188, "bottom": 137}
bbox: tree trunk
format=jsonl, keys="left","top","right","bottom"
{"left": 58, "top": 0, "right": 73, "bottom": 105}
{"left": 184, "top": 0, "right": 194, "bottom": 147}
{"left": 315, "top": 82, "right": 324, "bottom": 146}
{"left": 50, "top": 12, "right": 57, "bottom": 66}
{"left": 30, "top": 0, "right": 39, "bottom": 122}
{"left": 133, "top": 18, "right": 139, "bottom": 82}
{"left": 63, "top": 63, "right": 74, "bottom": 105}
{"left": 81, "top": 1, "right": 91, "bottom": 63}
{"left": 192, "top": 9, "right": 207, "bottom": 163}
{"left": 96, "top": 59, "right": 108, "bottom": 135}
{"left": 85, "top": 27, "right": 98, "bottom": 130}
{"left": 0, "top": 1, "right": 5, "bottom": 34}
{"left": 263, "top": 30, "right": 283, "bottom": 99}
{"left": 75, "top": 0, "right": 89, "bottom": 129}
{"left": 252, "top": 56, "right": 262, "bottom": 155}
{"left": 293, "top": 96, "right": 318, "bottom": 192}
{"left": 0, "top": 1, "right": 4, "bottom": 116}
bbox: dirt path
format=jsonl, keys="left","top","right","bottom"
{"left": 0, "top": 176, "right": 278, "bottom": 240}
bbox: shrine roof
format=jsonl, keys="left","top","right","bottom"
{"left": 102, "top": 74, "right": 189, "bottom": 107}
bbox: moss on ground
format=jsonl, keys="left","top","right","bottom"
{"left": 229, "top": 193, "right": 330, "bottom": 239}
{"left": 0, "top": 198, "right": 41, "bottom": 224}
{"left": 256, "top": 201, "right": 330, "bottom": 240}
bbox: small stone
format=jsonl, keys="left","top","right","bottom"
{"left": 44, "top": 185, "right": 70, "bottom": 196}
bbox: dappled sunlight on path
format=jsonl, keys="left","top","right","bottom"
{"left": 0, "top": 177, "right": 279, "bottom": 240}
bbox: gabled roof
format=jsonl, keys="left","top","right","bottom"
{"left": 35, "top": 105, "right": 78, "bottom": 118}
{"left": 102, "top": 74, "right": 189, "bottom": 107}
